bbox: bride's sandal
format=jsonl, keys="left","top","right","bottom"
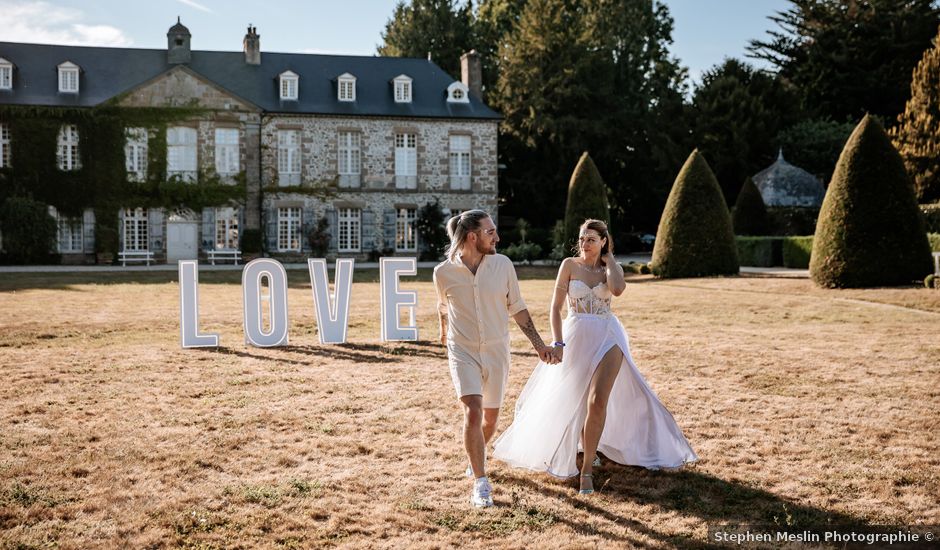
{"left": 579, "top": 474, "right": 594, "bottom": 495}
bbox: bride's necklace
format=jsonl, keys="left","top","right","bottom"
{"left": 576, "top": 260, "right": 605, "bottom": 274}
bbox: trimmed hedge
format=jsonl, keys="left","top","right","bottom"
{"left": 650, "top": 150, "right": 739, "bottom": 278}
{"left": 766, "top": 207, "right": 819, "bottom": 236}
{"left": 564, "top": 152, "right": 610, "bottom": 249}
{"left": 810, "top": 115, "right": 933, "bottom": 287}
{"left": 782, "top": 236, "right": 814, "bottom": 268}
{"left": 736, "top": 237, "right": 779, "bottom": 267}
{"left": 732, "top": 177, "right": 770, "bottom": 235}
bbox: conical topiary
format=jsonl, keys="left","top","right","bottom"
{"left": 891, "top": 25, "right": 940, "bottom": 203}
{"left": 564, "top": 152, "right": 610, "bottom": 248}
{"left": 810, "top": 115, "right": 933, "bottom": 288}
{"left": 732, "top": 177, "right": 770, "bottom": 235}
{"left": 650, "top": 150, "right": 739, "bottom": 278}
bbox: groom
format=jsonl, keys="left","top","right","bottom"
{"left": 433, "top": 209, "right": 556, "bottom": 508}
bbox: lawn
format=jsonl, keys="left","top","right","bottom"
{"left": 0, "top": 268, "right": 938, "bottom": 548}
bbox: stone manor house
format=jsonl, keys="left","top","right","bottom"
{"left": 0, "top": 20, "right": 499, "bottom": 263}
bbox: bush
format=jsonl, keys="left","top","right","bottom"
{"left": 929, "top": 233, "right": 940, "bottom": 252}
{"left": 307, "top": 217, "right": 330, "bottom": 257}
{"left": 564, "top": 152, "right": 609, "bottom": 249}
{"left": 736, "top": 237, "right": 779, "bottom": 267}
{"left": 416, "top": 201, "right": 448, "bottom": 261}
{"left": 766, "top": 207, "right": 819, "bottom": 236}
{"left": 925, "top": 274, "right": 937, "bottom": 289}
{"left": 0, "top": 197, "right": 58, "bottom": 264}
{"left": 502, "top": 242, "right": 543, "bottom": 263}
{"left": 922, "top": 203, "right": 940, "bottom": 233}
{"left": 810, "top": 115, "right": 933, "bottom": 287}
{"left": 623, "top": 262, "right": 651, "bottom": 275}
{"left": 732, "top": 177, "right": 770, "bottom": 235}
{"left": 782, "top": 236, "right": 814, "bottom": 268}
{"left": 240, "top": 228, "right": 262, "bottom": 254}
{"left": 650, "top": 150, "right": 739, "bottom": 278}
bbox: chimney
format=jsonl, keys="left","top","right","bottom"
{"left": 167, "top": 17, "right": 192, "bottom": 64}
{"left": 243, "top": 25, "right": 260, "bottom": 65}
{"left": 460, "top": 50, "right": 482, "bottom": 100}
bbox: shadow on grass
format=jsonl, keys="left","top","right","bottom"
{"left": 492, "top": 466, "right": 867, "bottom": 547}
{"left": 197, "top": 344, "right": 403, "bottom": 365}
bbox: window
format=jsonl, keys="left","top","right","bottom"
{"left": 0, "top": 123, "right": 9, "bottom": 168}
{"left": 215, "top": 207, "right": 239, "bottom": 250}
{"left": 123, "top": 208, "right": 148, "bottom": 252}
{"left": 393, "top": 75, "right": 412, "bottom": 103}
{"left": 338, "top": 73, "right": 356, "bottom": 102}
{"left": 0, "top": 58, "right": 11, "bottom": 90}
{"left": 395, "top": 207, "right": 417, "bottom": 252}
{"left": 167, "top": 126, "right": 197, "bottom": 182}
{"left": 57, "top": 124, "right": 81, "bottom": 171}
{"left": 337, "top": 208, "right": 361, "bottom": 253}
{"left": 394, "top": 133, "right": 417, "bottom": 189}
{"left": 124, "top": 128, "right": 147, "bottom": 182}
{"left": 277, "top": 207, "right": 302, "bottom": 252}
{"left": 215, "top": 128, "right": 239, "bottom": 175}
{"left": 337, "top": 131, "right": 360, "bottom": 187}
{"left": 279, "top": 71, "right": 298, "bottom": 100}
{"left": 447, "top": 81, "right": 469, "bottom": 103}
{"left": 56, "top": 214, "right": 83, "bottom": 253}
{"left": 58, "top": 62, "right": 79, "bottom": 93}
{"left": 277, "top": 129, "right": 301, "bottom": 185}
{"left": 449, "top": 135, "right": 471, "bottom": 190}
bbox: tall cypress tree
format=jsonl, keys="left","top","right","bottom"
{"left": 891, "top": 25, "right": 940, "bottom": 204}
{"left": 650, "top": 150, "right": 739, "bottom": 278}
{"left": 564, "top": 152, "right": 610, "bottom": 247}
{"left": 810, "top": 115, "right": 932, "bottom": 287}
{"left": 732, "top": 177, "right": 770, "bottom": 236}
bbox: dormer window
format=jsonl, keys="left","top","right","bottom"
{"left": 393, "top": 75, "right": 412, "bottom": 103}
{"left": 0, "top": 58, "right": 12, "bottom": 90}
{"left": 279, "top": 70, "right": 298, "bottom": 101}
{"left": 337, "top": 73, "right": 356, "bottom": 102}
{"left": 58, "top": 61, "right": 80, "bottom": 93}
{"left": 447, "top": 81, "right": 470, "bottom": 103}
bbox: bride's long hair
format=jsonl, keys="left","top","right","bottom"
{"left": 577, "top": 219, "right": 613, "bottom": 263}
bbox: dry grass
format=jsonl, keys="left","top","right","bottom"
{"left": 0, "top": 269, "right": 937, "bottom": 549}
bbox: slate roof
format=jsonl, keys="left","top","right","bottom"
{"left": 0, "top": 41, "right": 500, "bottom": 120}
{"left": 752, "top": 150, "right": 826, "bottom": 208}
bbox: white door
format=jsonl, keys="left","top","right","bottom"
{"left": 167, "top": 222, "right": 199, "bottom": 262}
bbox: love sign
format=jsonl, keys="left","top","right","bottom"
{"left": 178, "top": 257, "right": 419, "bottom": 348}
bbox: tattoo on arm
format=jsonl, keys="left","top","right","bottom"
{"left": 517, "top": 312, "right": 546, "bottom": 349}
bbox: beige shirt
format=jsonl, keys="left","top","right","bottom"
{"left": 433, "top": 253, "right": 527, "bottom": 349}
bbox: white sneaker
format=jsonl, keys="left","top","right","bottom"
{"left": 470, "top": 477, "right": 494, "bottom": 508}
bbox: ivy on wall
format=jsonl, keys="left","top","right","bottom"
{"left": 0, "top": 105, "right": 246, "bottom": 258}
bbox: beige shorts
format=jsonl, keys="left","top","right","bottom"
{"left": 447, "top": 341, "right": 511, "bottom": 409}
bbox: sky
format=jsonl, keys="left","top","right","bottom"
{"left": 0, "top": 0, "right": 791, "bottom": 90}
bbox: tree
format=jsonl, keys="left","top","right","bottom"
{"left": 564, "top": 152, "right": 610, "bottom": 247}
{"left": 494, "top": 0, "right": 690, "bottom": 231}
{"left": 732, "top": 177, "right": 770, "bottom": 236}
{"left": 416, "top": 201, "right": 449, "bottom": 261}
{"left": 378, "top": 0, "right": 474, "bottom": 79}
{"left": 749, "top": 0, "right": 940, "bottom": 123}
{"left": 691, "top": 58, "right": 799, "bottom": 204}
{"left": 0, "top": 197, "right": 57, "bottom": 264}
{"left": 473, "top": 0, "right": 528, "bottom": 99}
{"left": 891, "top": 25, "right": 940, "bottom": 203}
{"left": 810, "top": 115, "right": 932, "bottom": 287}
{"left": 775, "top": 118, "right": 856, "bottom": 185}
{"left": 649, "top": 150, "right": 739, "bottom": 278}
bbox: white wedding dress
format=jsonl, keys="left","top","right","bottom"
{"left": 492, "top": 279, "right": 698, "bottom": 478}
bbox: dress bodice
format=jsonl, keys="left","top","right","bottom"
{"left": 567, "top": 279, "right": 612, "bottom": 315}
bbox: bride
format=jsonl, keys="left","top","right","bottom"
{"left": 491, "top": 219, "right": 698, "bottom": 494}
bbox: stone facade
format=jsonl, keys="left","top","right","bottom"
{"left": 260, "top": 115, "right": 498, "bottom": 260}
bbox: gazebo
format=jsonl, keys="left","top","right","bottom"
{"left": 752, "top": 150, "right": 826, "bottom": 207}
